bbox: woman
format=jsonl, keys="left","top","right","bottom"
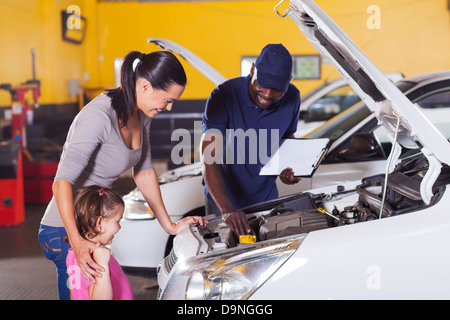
{"left": 38, "top": 50, "right": 205, "bottom": 300}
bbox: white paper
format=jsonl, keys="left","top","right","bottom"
{"left": 259, "top": 138, "right": 330, "bottom": 176}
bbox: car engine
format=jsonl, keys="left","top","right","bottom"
{"left": 197, "top": 153, "right": 450, "bottom": 252}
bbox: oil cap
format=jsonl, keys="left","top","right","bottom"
{"left": 239, "top": 235, "right": 256, "bottom": 244}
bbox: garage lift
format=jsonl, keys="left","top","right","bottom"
{"left": 0, "top": 50, "right": 59, "bottom": 225}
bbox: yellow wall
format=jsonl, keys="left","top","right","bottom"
{"left": 1, "top": 0, "right": 449, "bottom": 107}
{"left": 95, "top": 0, "right": 308, "bottom": 99}
{"left": 317, "top": 0, "right": 450, "bottom": 79}
{"left": 92, "top": 0, "right": 450, "bottom": 99}
{"left": 0, "top": 0, "right": 88, "bottom": 106}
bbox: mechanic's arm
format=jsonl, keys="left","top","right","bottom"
{"left": 133, "top": 167, "right": 206, "bottom": 235}
{"left": 201, "top": 132, "right": 251, "bottom": 236}
{"left": 53, "top": 179, "right": 103, "bottom": 281}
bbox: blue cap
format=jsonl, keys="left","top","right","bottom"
{"left": 255, "top": 44, "right": 293, "bottom": 92}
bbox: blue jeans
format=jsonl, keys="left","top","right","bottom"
{"left": 38, "top": 224, "right": 71, "bottom": 300}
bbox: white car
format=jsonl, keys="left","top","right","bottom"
{"left": 110, "top": 72, "right": 450, "bottom": 270}
{"left": 156, "top": 0, "right": 450, "bottom": 300}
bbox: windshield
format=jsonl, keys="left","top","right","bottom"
{"left": 395, "top": 80, "right": 417, "bottom": 93}
{"left": 301, "top": 80, "right": 340, "bottom": 101}
{"left": 304, "top": 79, "right": 419, "bottom": 141}
{"left": 305, "top": 102, "right": 371, "bottom": 140}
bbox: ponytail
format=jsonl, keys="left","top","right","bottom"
{"left": 106, "top": 50, "right": 186, "bottom": 127}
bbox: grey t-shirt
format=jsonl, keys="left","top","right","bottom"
{"left": 41, "top": 93, "right": 153, "bottom": 227}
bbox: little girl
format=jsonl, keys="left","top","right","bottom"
{"left": 66, "top": 185, "right": 134, "bottom": 300}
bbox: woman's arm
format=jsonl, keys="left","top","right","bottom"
{"left": 133, "top": 167, "right": 205, "bottom": 235}
{"left": 53, "top": 179, "right": 103, "bottom": 281}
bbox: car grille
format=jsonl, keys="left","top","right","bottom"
{"left": 156, "top": 287, "right": 162, "bottom": 300}
{"left": 164, "top": 248, "right": 178, "bottom": 272}
{"left": 157, "top": 248, "right": 178, "bottom": 300}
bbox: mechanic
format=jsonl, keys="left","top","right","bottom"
{"left": 201, "top": 43, "right": 301, "bottom": 236}
{"left": 38, "top": 50, "right": 206, "bottom": 300}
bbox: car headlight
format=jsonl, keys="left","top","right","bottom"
{"left": 123, "top": 196, "right": 155, "bottom": 220}
{"left": 159, "top": 235, "right": 304, "bottom": 300}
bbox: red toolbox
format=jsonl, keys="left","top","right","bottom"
{"left": 23, "top": 155, "right": 57, "bottom": 204}
{"left": 0, "top": 141, "right": 24, "bottom": 226}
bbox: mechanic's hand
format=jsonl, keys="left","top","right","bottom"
{"left": 173, "top": 216, "right": 207, "bottom": 235}
{"left": 73, "top": 237, "right": 104, "bottom": 282}
{"left": 280, "top": 167, "right": 302, "bottom": 185}
{"left": 222, "top": 211, "right": 251, "bottom": 236}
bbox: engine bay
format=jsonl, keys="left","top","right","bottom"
{"left": 198, "top": 153, "right": 450, "bottom": 252}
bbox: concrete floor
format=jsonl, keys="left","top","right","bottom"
{"left": 0, "top": 175, "right": 159, "bottom": 300}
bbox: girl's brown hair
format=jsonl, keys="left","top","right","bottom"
{"left": 73, "top": 185, "right": 124, "bottom": 240}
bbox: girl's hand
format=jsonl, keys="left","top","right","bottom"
{"left": 89, "top": 244, "right": 112, "bottom": 300}
{"left": 93, "top": 244, "right": 111, "bottom": 267}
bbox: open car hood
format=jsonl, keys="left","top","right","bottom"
{"left": 278, "top": 0, "right": 450, "bottom": 203}
{"left": 148, "top": 37, "right": 226, "bottom": 86}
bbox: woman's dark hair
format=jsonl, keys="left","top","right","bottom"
{"left": 73, "top": 185, "right": 124, "bottom": 241}
{"left": 106, "top": 50, "right": 187, "bottom": 127}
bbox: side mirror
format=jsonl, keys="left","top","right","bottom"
{"left": 337, "top": 133, "right": 380, "bottom": 160}
{"left": 299, "top": 110, "right": 309, "bottom": 121}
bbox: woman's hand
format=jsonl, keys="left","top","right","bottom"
{"left": 171, "top": 216, "right": 207, "bottom": 235}
{"left": 72, "top": 237, "right": 104, "bottom": 282}
{"left": 135, "top": 168, "right": 209, "bottom": 236}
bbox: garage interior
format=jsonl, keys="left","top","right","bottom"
{"left": 0, "top": 0, "right": 449, "bottom": 300}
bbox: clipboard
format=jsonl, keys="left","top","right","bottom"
{"left": 259, "top": 138, "right": 331, "bottom": 178}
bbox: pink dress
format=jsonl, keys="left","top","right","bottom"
{"left": 66, "top": 248, "right": 134, "bottom": 300}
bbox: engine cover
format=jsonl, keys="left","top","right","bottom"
{"left": 259, "top": 209, "right": 330, "bottom": 240}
